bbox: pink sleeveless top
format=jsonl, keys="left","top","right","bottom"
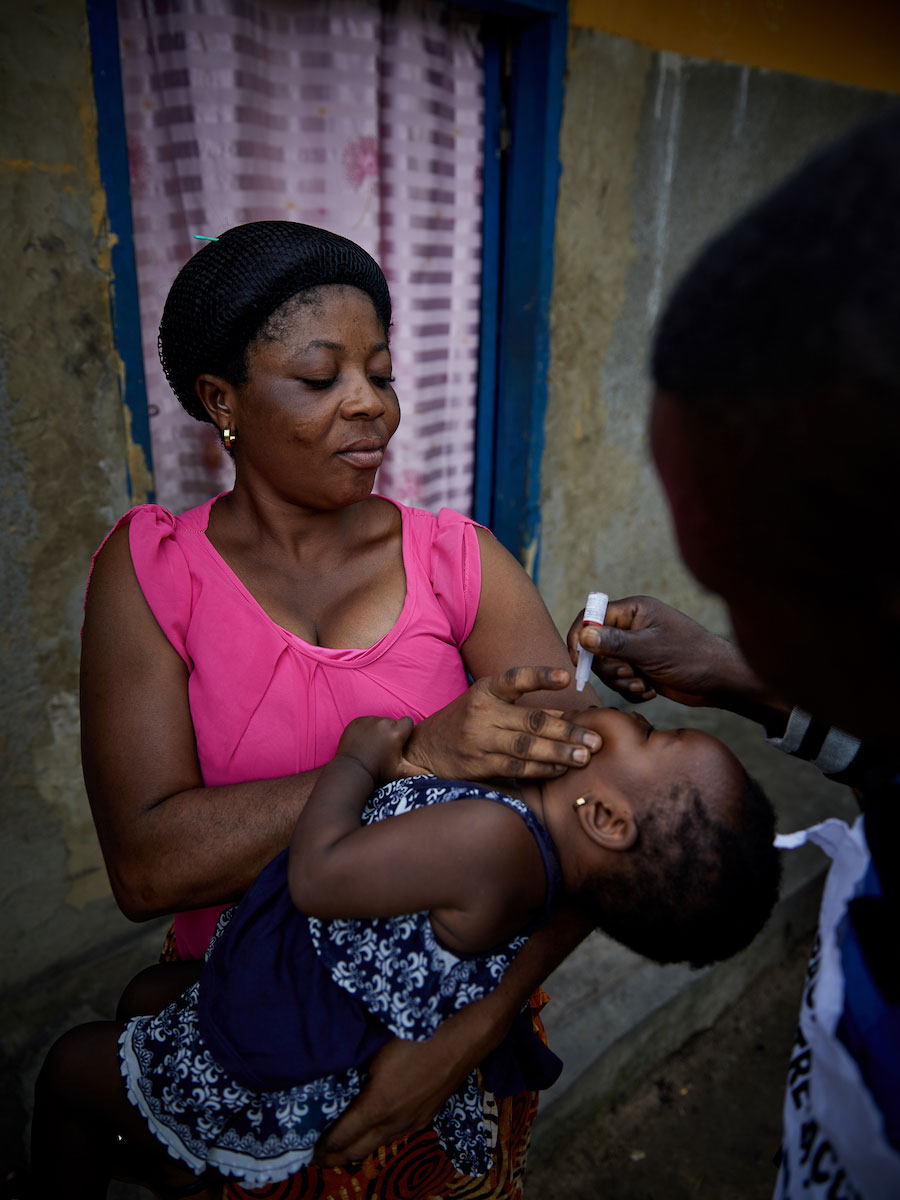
{"left": 99, "top": 494, "right": 482, "bottom": 958}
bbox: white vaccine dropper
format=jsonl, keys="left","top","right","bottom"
{"left": 575, "top": 591, "right": 609, "bottom": 691}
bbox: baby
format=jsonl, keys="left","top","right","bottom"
{"left": 33, "top": 706, "right": 779, "bottom": 1197}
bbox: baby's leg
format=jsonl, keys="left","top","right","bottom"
{"left": 116, "top": 959, "right": 204, "bottom": 1020}
{"left": 31, "top": 1019, "right": 209, "bottom": 1199}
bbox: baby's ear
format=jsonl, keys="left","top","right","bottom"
{"left": 576, "top": 791, "right": 638, "bottom": 852}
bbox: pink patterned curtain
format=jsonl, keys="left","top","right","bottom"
{"left": 117, "top": 0, "right": 484, "bottom": 515}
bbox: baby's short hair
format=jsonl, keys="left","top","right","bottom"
{"left": 576, "top": 773, "right": 780, "bottom": 968}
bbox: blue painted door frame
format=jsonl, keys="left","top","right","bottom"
{"left": 469, "top": 0, "right": 567, "bottom": 577}
{"left": 86, "top": 0, "right": 156, "bottom": 503}
{"left": 86, "top": 0, "right": 568, "bottom": 571}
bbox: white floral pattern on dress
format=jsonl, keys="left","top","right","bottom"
{"left": 119, "top": 777, "right": 557, "bottom": 1185}
{"left": 309, "top": 779, "right": 533, "bottom": 1040}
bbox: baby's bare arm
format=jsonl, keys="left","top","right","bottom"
{"left": 291, "top": 791, "right": 546, "bottom": 952}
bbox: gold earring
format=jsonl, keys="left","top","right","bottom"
{"left": 223, "top": 426, "right": 237, "bottom": 449}
{"left": 573, "top": 797, "right": 587, "bottom": 811}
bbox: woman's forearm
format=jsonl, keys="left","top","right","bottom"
{"left": 100, "top": 769, "right": 323, "bottom": 921}
{"left": 313, "top": 904, "right": 593, "bottom": 1165}
{"left": 485, "top": 905, "right": 593, "bottom": 1031}
{"left": 431, "top": 904, "right": 594, "bottom": 1064}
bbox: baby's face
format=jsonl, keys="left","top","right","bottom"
{"left": 567, "top": 707, "right": 745, "bottom": 820}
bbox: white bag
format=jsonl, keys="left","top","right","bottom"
{"left": 774, "top": 817, "right": 900, "bottom": 1200}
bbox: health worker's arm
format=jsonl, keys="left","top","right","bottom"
{"left": 568, "top": 594, "right": 792, "bottom": 730}
{"left": 569, "top": 595, "right": 876, "bottom": 786}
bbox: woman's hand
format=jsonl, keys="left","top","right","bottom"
{"left": 314, "top": 900, "right": 592, "bottom": 1166}
{"left": 567, "top": 595, "right": 791, "bottom": 727}
{"left": 336, "top": 716, "right": 415, "bottom": 785}
{"left": 313, "top": 1008, "right": 493, "bottom": 1166}
{"left": 401, "top": 666, "right": 602, "bottom": 780}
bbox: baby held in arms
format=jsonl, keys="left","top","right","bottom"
{"left": 33, "top": 706, "right": 779, "bottom": 1197}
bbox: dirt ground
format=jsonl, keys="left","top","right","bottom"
{"left": 525, "top": 938, "right": 811, "bottom": 1200}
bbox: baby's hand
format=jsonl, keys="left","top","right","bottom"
{"left": 336, "top": 715, "right": 415, "bottom": 785}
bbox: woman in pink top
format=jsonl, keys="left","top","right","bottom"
{"left": 76, "top": 222, "right": 600, "bottom": 1199}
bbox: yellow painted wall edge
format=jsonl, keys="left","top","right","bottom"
{"left": 571, "top": 0, "right": 900, "bottom": 95}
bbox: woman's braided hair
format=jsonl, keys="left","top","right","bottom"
{"left": 158, "top": 221, "right": 392, "bottom": 423}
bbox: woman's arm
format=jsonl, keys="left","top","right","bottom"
{"left": 81, "top": 526, "right": 321, "bottom": 920}
{"left": 316, "top": 901, "right": 593, "bottom": 1166}
{"left": 465, "top": 528, "right": 600, "bottom": 708}
{"left": 402, "top": 529, "right": 604, "bottom": 780}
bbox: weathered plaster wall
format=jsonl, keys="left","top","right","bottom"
{"left": 0, "top": 0, "right": 139, "bottom": 995}
{"left": 533, "top": 30, "right": 891, "bottom": 1140}
{"left": 540, "top": 28, "right": 895, "bottom": 642}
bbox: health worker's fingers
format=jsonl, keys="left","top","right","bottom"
{"left": 579, "top": 622, "right": 640, "bottom": 660}
{"left": 569, "top": 595, "right": 649, "bottom": 656}
{"left": 566, "top": 609, "right": 586, "bottom": 664}
{"left": 575, "top": 595, "right": 741, "bottom": 710}
{"left": 611, "top": 661, "right": 657, "bottom": 693}
{"left": 571, "top": 618, "right": 659, "bottom": 702}
{"left": 595, "top": 657, "right": 657, "bottom": 700}
{"left": 589, "top": 651, "right": 658, "bottom": 703}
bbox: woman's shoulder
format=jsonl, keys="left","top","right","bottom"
{"left": 379, "top": 496, "right": 483, "bottom": 534}
{"left": 87, "top": 498, "right": 223, "bottom": 648}
{"left": 120, "top": 493, "right": 221, "bottom": 536}
{"left": 92, "top": 494, "right": 223, "bottom": 571}
{"left": 88, "top": 504, "right": 172, "bottom": 588}
{"left": 379, "top": 496, "right": 483, "bottom": 573}
{"left": 378, "top": 500, "right": 483, "bottom": 641}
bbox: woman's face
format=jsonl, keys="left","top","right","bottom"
{"left": 223, "top": 284, "right": 399, "bottom": 510}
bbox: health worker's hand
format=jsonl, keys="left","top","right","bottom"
{"left": 567, "top": 595, "right": 790, "bottom": 724}
{"left": 335, "top": 715, "right": 414, "bottom": 786}
{"left": 401, "top": 666, "right": 602, "bottom": 780}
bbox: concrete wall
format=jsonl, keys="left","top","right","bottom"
{"left": 533, "top": 20, "right": 895, "bottom": 1142}
{"left": 539, "top": 30, "right": 895, "bottom": 639}
{"left": 0, "top": 0, "right": 166, "bottom": 1169}
{"left": 0, "top": 0, "right": 142, "bottom": 989}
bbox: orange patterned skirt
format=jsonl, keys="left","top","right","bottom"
{"left": 159, "top": 928, "right": 547, "bottom": 1200}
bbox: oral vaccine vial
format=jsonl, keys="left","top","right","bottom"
{"left": 575, "top": 591, "right": 609, "bottom": 691}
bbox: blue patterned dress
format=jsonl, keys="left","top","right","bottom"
{"left": 118, "top": 776, "right": 562, "bottom": 1187}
